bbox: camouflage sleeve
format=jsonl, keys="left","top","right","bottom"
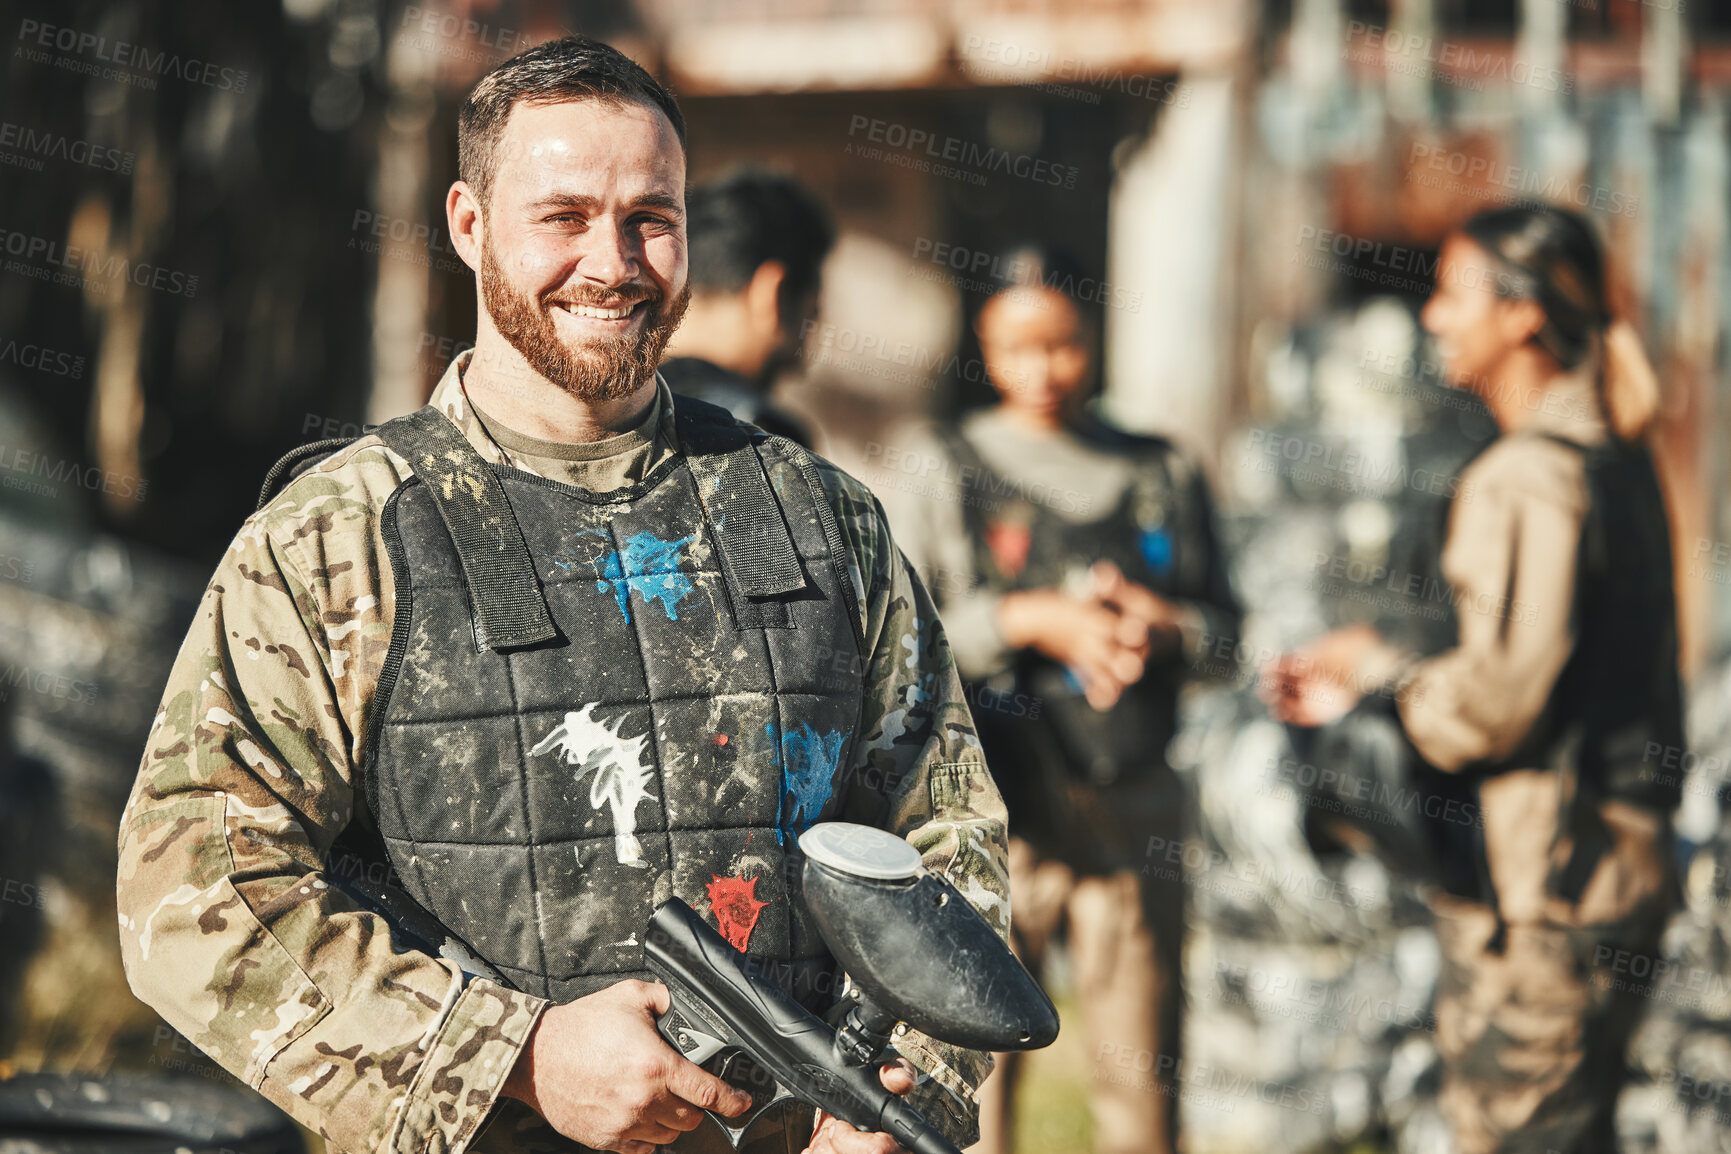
{"left": 116, "top": 507, "right": 546, "bottom": 1154}
{"left": 817, "top": 464, "right": 1010, "bottom": 1150}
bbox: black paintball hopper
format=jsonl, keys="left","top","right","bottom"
{"left": 798, "top": 822, "right": 1059, "bottom": 1052}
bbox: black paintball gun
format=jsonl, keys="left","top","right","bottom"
{"left": 645, "top": 822, "right": 1059, "bottom": 1154}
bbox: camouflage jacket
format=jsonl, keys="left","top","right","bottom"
{"left": 116, "top": 354, "right": 1010, "bottom": 1154}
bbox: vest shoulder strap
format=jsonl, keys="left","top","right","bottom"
{"left": 674, "top": 397, "right": 805, "bottom": 598}
{"left": 375, "top": 407, "right": 558, "bottom": 652}
{"left": 256, "top": 437, "right": 359, "bottom": 512}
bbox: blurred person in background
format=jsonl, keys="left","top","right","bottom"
{"left": 1266, "top": 203, "right": 1681, "bottom": 1154}
{"left": 658, "top": 168, "right": 834, "bottom": 447}
{"left": 889, "top": 247, "right": 1241, "bottom": 1154}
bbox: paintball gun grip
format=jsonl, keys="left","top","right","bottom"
{"left": 645, "top": 899, "right": 962, "bottom": 1154}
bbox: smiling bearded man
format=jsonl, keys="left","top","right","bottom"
{"left": 479, "top": 225, "right": 690, "bottom": 403}
{"left": 116, "top": 34, "right": 1008, "bottom": 1154}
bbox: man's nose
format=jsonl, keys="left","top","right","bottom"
{"left": 576, "top": 216, "right": 639, "bottom": 288}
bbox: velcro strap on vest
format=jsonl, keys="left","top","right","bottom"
{"left": 376, "top": 407, "right": 557, "bottom": 651}
{"left": 676, "top": 403, "right": 805, "bottom": 598}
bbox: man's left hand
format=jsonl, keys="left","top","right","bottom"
{"left": 804, "top": 1058, "right": 918, "bottom": 1154}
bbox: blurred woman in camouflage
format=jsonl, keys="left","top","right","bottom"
{"left": 1267, "top": 202, "right": 1681, "bottom": 1154}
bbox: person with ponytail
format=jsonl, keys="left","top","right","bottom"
{"left": 1266, "top": 202, "right": 1682, "bottom": 1154}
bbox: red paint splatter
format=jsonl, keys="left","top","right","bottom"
{"left": 985, "top": 521, "right": 1032, "bottom": 579}
{"left": 706, "top": 874, "right": 768, "bottom": 951}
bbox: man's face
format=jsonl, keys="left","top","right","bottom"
{"left": 478, "top": 97, "right": 689, "bottom": 401}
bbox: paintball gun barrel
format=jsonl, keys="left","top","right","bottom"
{"left": 644, "top": 822, "right": 1058, "bottom": 1154}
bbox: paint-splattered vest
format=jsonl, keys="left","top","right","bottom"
{"left": 343, "top": 400, "right": 865, "bottom": 1003}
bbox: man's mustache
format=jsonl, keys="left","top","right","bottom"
{"left": 542, "top": 285, "right": 660, "bottom": 310}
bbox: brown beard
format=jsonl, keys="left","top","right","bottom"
{"left": 480, "top": 239, "right": 690, "bottom": 403}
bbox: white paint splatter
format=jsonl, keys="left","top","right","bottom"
{"left": 531, "top": 704, "right": 656, "bottom": 868}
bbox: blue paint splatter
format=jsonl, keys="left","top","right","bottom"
{"left": 1139, "top": 527, "right": 1174, "bottom": 578}
{"left": 592, "top": 531, "right": 696, "bottom": 622}
{"left": 768, "top": 721, "right": 848, "bottom": 844}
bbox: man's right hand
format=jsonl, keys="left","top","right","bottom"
{"left": 501, "top": 978, "right": 752, "bottom": 1154}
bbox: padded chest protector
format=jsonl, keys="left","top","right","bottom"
{"left": 363, "top": 401, "right": 866, "bottom": 1002}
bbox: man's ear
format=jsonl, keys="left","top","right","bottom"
{"left": 447, "top": 180, "right": 484, "bottom": 274}
{"left": 744, "top": 260, "right": 787, "bottom": 343}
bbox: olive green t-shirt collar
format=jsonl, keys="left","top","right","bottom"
{"left": 468, "top": 384, "right": 662, "bottom": 462}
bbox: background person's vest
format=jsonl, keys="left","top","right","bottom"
{"left": 286, "top": 400, "right": 867, "bottom": 1004}
{"left": 937, "top": 419, "right": 1192, "bottom": 869}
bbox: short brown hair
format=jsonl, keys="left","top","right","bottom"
{"left": 457, "top": 35, "right": 686, "bottom": 207}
